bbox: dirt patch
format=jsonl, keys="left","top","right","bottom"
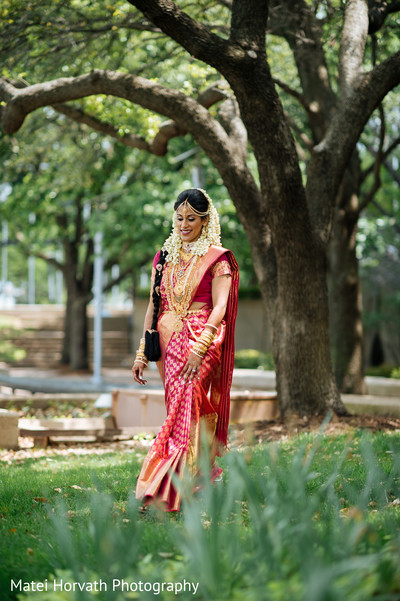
{"left": 230, "top": 413, "right": 400, "bottom": 446}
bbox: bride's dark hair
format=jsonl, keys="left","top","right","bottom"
{"left": 174, "top": 189, "right": 209, "bottom": 215}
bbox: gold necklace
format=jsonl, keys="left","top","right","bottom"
{"left": 165, "top": 254, "right": 200, "bottom": 332}
{"left": 176, "top": 250, "right": 195, "bottom": 279}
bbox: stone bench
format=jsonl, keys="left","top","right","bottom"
{"left": 14, "top": 389, "right": 278, "bottom": 447}
{"left": 111, "top": 388, "right": 279, "bottom": 429}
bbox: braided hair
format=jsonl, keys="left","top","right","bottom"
{"left": 150, "top": 249, "right": 168, "bottom": 331}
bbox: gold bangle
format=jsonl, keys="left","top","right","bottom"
{"left": 136, "top": 349, "right": 148, "bottom": 362}
{"left": 192, "top": 327, "right": 216, "bottom": 358}
{"left": 192, "top": 343, "right": 207, "bottom": 357}
{"left": 205, "top": 323, "right": 218, "bottom": 331}
{"left": 135, "top": 359, "right": 148, "bottom": 366}
{"left": 199, "top": 332, "right": 215, "bottom": 344}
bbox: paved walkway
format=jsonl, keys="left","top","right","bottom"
{"left": 0, "top": 366, "right": 162, "bottom": 394}
{"left": 1, "top": 366, "right": 399, "bottom": 417}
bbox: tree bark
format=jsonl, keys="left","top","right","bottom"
{"left": 328, "top": 154, "right": 366, "bottom": 393}
{"left": 62, "top": 265, "right": 93, "bottom": 370}
{"left": 69, "top": 292, "right": 89, "bottom": 370}
{"left": 61, "top": 295, "right": 72, "bottom": 365}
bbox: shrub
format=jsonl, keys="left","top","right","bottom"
{"left": 365, "top": 364, "right": 400, "bottom": 379}
{"left": 234, "top": 349, "right": 274, "bottom": 370}
{"left": 11, "top": 432, "right": 400, "bottom": 601}
{"left": 390, "top": 367, "right": 400, "bottom": 379}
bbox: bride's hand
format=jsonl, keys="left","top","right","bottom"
{"left": 132, "top": 361, "right": 148, "bottom": 385}
{"left": 180, "top": 352, "right": 202, "bottom": 382}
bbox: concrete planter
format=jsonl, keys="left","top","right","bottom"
{"left": 0, "top": 409, "right": 20, "bottom": 450}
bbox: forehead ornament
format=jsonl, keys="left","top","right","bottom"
{"left": 176, "top": 198, "right": 209, "bottom": 217}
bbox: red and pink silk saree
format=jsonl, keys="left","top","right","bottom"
{"left": 135, "top": 245, "right": 239, "bottom": 511}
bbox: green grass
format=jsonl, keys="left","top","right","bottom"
{"left": 1, "top": 430, "right": 400, "bottom": 601}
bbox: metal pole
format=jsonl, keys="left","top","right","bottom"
{"left": 1, "top": 221, "right": 8, "bottom": 286}
{"left": 28, "top": 256, "right": 36, "bottom": 304}
{"left": 28, "top": 213, "right": 36, "bottom": 304}
{"left": 91, "top": 231, "right": 104, "bottom": 385}
{"left": 111, "top": 264, "right": 120, "bottom": 306}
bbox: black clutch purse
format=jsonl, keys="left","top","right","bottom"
{"left": 144, "top": 329, "right": 161, "bottom": 361}
{"left": 144, "top": 250, "right": 166, "bottom": 362}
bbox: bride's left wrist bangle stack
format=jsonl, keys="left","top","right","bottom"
{"left": 135, "top": 337, "right": 148, "bottom": 366}
{"left": 192, "top": 329, "right": 215, "bottom": 358}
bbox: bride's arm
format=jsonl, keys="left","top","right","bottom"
{"left": 180, "top": 274, "right": 232, "bottom": 382}
{"left": 131, "top": 271, "right": 156, "bottom": 385}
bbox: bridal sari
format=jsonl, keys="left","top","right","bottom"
{"left": 135, "top": 245, "right": 239, "bottom": 511}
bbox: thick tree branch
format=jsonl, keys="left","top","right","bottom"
{"left": 368, "top": 0, "right": 400, "bottom": 33}
{"left": 53, "top": 103, "right": 153, "bottom": 151}
{"left": 338, "top": 0, "right": 369, "bottom": 93}
{"left": 0, "top": 69, "right": 260, "bottom": 227}
{"left": 360, "top": 103, "right": 385, "bottom": 210}
{"left": 53, "top": 83, "right": 228, "bottom": 156}
{"left": 217, "top": 97, "right": 247, "bottom": 161}
{"left": 269, "top": 0, "right": 335, "bottom": 142}
{"left": 0, "top": 70, "right": 227, "bottom": 140}
{"left": 307, "top": 48, "right": 400, "bottom": 240}
{"left": 125, "top": 0, "right": 237, "bottom": 70}
{"left": 230, "top": 0, "right": 268, "bottom": 53}
{"left": 314, "top": 48, "right": 400, "bottom": 172}
{"left": 358, "top": 51, "right": 400, "bottom": 117}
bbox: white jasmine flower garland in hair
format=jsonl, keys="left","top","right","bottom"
{"left": 162, "top": 189, "right": 222, "bottom": 264}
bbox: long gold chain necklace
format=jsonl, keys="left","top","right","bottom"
{"left": 166, "top": 251, "right": 200, "bottom": 332}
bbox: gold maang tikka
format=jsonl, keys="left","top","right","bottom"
{"left": 178, "top": 199, "right": 209, "bottom": 217}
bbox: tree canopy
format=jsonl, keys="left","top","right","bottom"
{"left": 1, "top": 0, "right": 399, "bottom": 415}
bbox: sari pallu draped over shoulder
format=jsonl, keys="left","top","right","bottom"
{"left": 135, "top": 246, "right": 239, "bottom": 512}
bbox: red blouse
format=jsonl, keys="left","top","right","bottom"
{"left": 153, "top": 251, "right": 232, "bottom": 307}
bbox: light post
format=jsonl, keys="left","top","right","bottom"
{"left": 27, "top": 213, "right": 36, "bottom": 304}
{"left": 1, "top": 221, "right": 8, "bottom": 288}
{"left": 1, "top": 184, "right": 11, "bottom": 300}
{"left": 111, "top": 263, "right": 120, "bottom": 306}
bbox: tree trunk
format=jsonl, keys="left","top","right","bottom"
{"left": 61, "top": 295, "right": 72, "bottom": 365}
{"left": 69, "top": 292, "right": 89, "bottom": 370}
{"left": 62, "top": 238, "right": 93, "bottom": 370}
{"left": 328, "top": 157, "right": 366, "bottom": 393}
{"left": 272, "top": 235, "right": 344, "bottom": 416}
{"left": 221, "top": 49, "right": 345, "bottom": 416}
{"left": 329, "top": 230, "right": 366, "bottom": 393}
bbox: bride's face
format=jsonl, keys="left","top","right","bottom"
{"left": 175, "top": 207, "right": 207, "bottom": 243}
